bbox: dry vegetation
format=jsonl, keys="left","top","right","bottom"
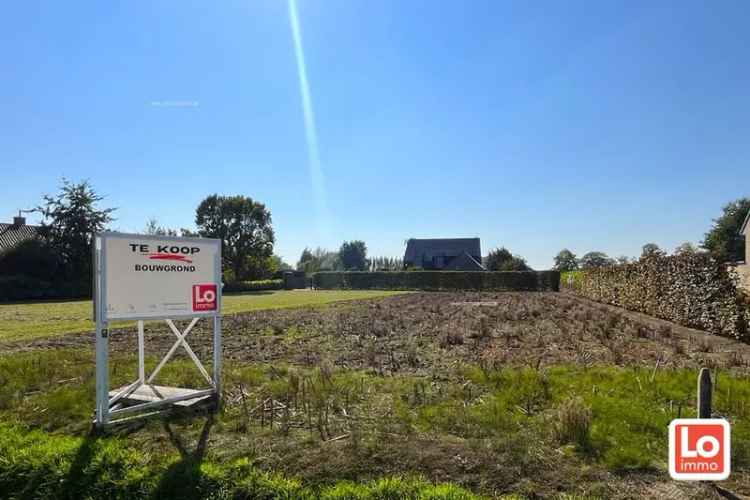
{"left": 3, "top": 292, "right": 750, "bottom": 499}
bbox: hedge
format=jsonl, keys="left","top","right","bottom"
{"left": 562, "top": 253, "right": 750, "bottom": 340}
{"left": 223, "top": 279, "right": 283, "bottom": 293}
{"left": 313, "top": 271, "right": 560, "bottom": 292}
{"left": 0, "top": 275, "right": 89, "bottom": 302}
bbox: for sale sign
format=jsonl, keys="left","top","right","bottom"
{"left": 669, "top": 418, "right": 730, "bottom": 481}
{"left": 95, "top": 233, "right": 221, "bottom": 320}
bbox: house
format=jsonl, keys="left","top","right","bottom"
{"left": 403, "top": 238, "right": 485, "bottom": 271}
{"left": 738, "top": 211, "right": 750, "bottom": 291}
{"left": 0, "top": 215, "right": 39, "bottom": 256}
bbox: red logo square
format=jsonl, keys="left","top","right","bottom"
{"left": 669, "top": 419, "right": 730, "bottom": 480}
{"left": 192, "top": 284, "right": 217, "bottom": 312}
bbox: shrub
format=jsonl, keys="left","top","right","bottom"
{"left": 312, "top": 271, "right": 560, "bottom": 292}
{"left": 563, "top": 253, "right": 749, "bottom": 340}
{"left": 223, "top": 279, "right": 283, "bottom": 293}
{"left": 552, "top": 397, "right": 592, "bottom": 450}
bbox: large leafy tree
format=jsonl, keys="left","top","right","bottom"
{"left": 485, "top": 247, "right": 531, "bottom": 271}
{"left": 339, "top": 240, "right": 368, "bottom": 271}
{"left": 36, "top": 179, "right": 115, "bottom": 285}
{"left": 553, "top": 249, "right": 578, "bottom": 272}
{"left": 195, "top": 194, "right": 274, "bottom": 281}
{"left": 579, "top": 251, "right": 614, "bottom": 269}
{"left": 702, "top": 198, "right": 750, "bottom": 262}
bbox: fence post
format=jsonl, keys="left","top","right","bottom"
{"left": 697, "top": 368, "right": 712, "bottom": 418}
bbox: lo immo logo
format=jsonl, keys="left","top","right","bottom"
{"left": 669, "top": 418, "right": 730, "bottom": 480}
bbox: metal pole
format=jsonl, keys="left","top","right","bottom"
{"left": 94, "top": 236, "right": 110, "bottom": 426}
{"left": 137, "top": 320, "right": 145, "bottom": 383}
{"left": 213, "top": 314, "right": 222, "bottom": 400}
{"left": 213, "top": 240, "right": 222, "bottom": 405}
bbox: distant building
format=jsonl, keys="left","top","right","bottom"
{"left": 403, "top": 238, "right": 485, "bottom": 271}
{"left": 0, "top": 215, "right": 39, "bottom": 255}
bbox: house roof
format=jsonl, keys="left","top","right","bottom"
{"left": 404, "top": 238, "right": 481, "bottom": 262}
{"left": 741, "top": 210, "right": 750, "bottom": 236}
{"left": 0, "top": 223, "right": 40, "bottom": 254}
{"left": 445, "top": 251, "right": 486, "bottom": 271}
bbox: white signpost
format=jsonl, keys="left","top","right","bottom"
{"left": 93, "top": 232, "right": 222, "bottom": 426}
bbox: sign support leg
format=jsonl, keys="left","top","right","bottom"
{"left": 137, "top": 320, "right": 145, "bottom": 383}
{"left": 95, "top": 319, "right": 109, "bottom": 426}
{"left": 213, "top": 314, "right": 222, "bottom": 401}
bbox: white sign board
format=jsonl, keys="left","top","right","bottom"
{"left": 95, "top": 233, "right": 221, "bottom": 321}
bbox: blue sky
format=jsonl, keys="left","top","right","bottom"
{"left": 2, "top": 1, "right": 748, "bottom": 269}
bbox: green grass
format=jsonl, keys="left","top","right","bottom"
{"left": 0, "top": 424, "right": 486, "bottom": 500}
{"left": 0, "top": 290, "right": 406, "bottom": 342}
{"left": 1, "top": 348, "right": 749, "bottom": 498}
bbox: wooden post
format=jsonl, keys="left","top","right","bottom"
{"left": 698, "top": 368, "right": 712, "bottom": 418}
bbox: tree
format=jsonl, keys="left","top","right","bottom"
{"left": 36, "top": 179, "right": 115, "bottom": 286}
{"left": 640, "top": 243, "right": 665, "bottom": 260}
{"left": 674, "top": 242, "right": 699, "bottom": 256}
{"left": 271, "top": 254, "right": 292, "bottom": 272}
{"left": 553, "top": 249, "right": 578, "bottom": 272}
{"left": 485, "top": 247, "right": 531, "bottom": 271}
{"left": 339, "top": 240, "right": 368, "bottom": 271}
{"left": 195, "top": 194, "right": 275, "bottom": 281}
{"left": 579, "top": 251, "right": 613, "bottom": 269}
{"left": 702, "top": 198, "right": 750, "bottom": 262}
{"left": 297, "top": 248, "right": 314, "bottom": 271}
{"left": 296, "top": 247, "right": 340, "bottom": 273}
{"left": 144, "top": 218, "right": 177, "bottom": 236}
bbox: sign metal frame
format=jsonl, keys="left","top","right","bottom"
{"left": 93, "top": 232, "right": 222, "bottom": 426}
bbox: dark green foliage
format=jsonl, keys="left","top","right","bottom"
{"left": 313, "top": 271, "right": 559, "bottom": 292}
{"left": 339, "top": 240, "right": 368, "bottom": 271}
{"left": 0, "top": 239, "right": 60, "bottom": 280}
{"left": 566, "top": 252, "right": 750, "bottom": 340}
{"left": 223, "top": 279, "right": 284, "bottom": 293}
{"left": 579, "top": 251, "right": 613, "bottom": 269}
{"left": 702, "top": 197, "right": 750, "bottom": 262}
{"left": 485, "top": 247, "right": 531, "bottom": 271}
{"left": 553, "top": 249, "right": 578, "bottom": 272}
{"left": 195, "top": 194, "right": 275, "bottom": 281}
{"left": 36, "top": 179, "right": 115, "bottom": 292}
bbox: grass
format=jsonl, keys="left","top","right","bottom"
{"left": 0, "top": 290, "right": 406, "bottom": 342}
{"left": 1, "top": 348, "right": 749, "bottom": 497}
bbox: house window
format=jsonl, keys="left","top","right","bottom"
{"left": 433, "top": 256, "right": 444, "bottom": 268}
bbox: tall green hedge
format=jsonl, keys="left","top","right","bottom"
{"left": 313, "top": 271, "right": 559, "bottom": 292}
{"left": 562, "top": 253, "right": 750, "bottom": 340}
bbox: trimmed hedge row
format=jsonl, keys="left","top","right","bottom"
{"left": 0, "top": 275, "right": 89, "bottom": 302}
{"left": 313, "top": 271, "right": 560, "bottom": 292}
{"left": 223, "top": 279, "right": 283, "bottom": 293}
{"left": 562, "top": 253, "right": 750, "bottom": 340}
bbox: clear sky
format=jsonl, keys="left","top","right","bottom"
{"left": 2, "top": 1, "right": 748, "bottom": 269}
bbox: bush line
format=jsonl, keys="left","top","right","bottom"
{"left": 312, "top": 271, "right": 560, "bottom": 292}
{"left": 562, "top": 253, "right": 750, "bottom": 340}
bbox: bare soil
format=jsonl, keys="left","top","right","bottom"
{"left": 8, "top": 292, "right": 750, "bottom": 376}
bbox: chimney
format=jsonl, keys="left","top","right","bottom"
{"left": 13, "top": 216, "right": 25, "bottom": 226}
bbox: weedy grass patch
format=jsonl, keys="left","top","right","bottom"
{"left": 1, "top": 348, "right": 749, "bottom": 498}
